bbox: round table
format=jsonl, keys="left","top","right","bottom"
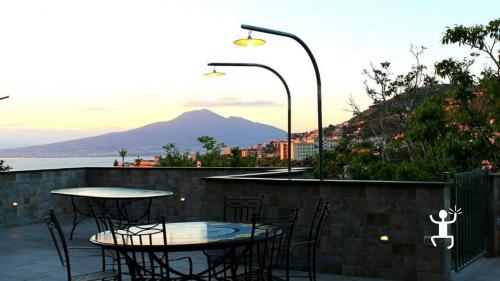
{"left": 51, "top": 187, "right": 174, "bottom": 239}
{"left": 90, "top": 221, "right": 277, "bottom": 279}
{"left": 90, "top": 221, "right": 264, "bottom": 251}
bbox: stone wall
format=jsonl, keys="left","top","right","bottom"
{"left": 203, "top": 176, "right": 451, "bottom": 281}
{"left": 0, "top": 168, "right": 87, "bottom": 226}
{"left": 0, "top": 167, "right": 283, "bottom": 227}
{"left": 85, "top": 167, "right": 286, "bottom": 222}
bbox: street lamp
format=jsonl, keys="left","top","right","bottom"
{"left": 235, "top": 24, "right": 325, "bottom": 180}
{"left": 204, "top": 62, "right": 292, "bottom": 172}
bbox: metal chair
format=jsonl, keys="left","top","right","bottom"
{"left": 223, "top": 195, "right": 265, "bottom": 223}
{"left": 107, "top": 216, "right": 193, "bottom": 281}
{"left": 223, "top": 208, "right": 299, "bottom": 281}
{"left": 45, "top": 210, "right": 117, "bottom": 281}
{"left": 205, "top": 195, "right": 264, "bottom": 280}
{"left": 288, "top": 199, "right": 330, "bottom": 281}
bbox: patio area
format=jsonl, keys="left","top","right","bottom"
{"left": 0, "top": 215, "right": 387, "bottom": 281}
{"left": 1, "top": 167, "right": 499, "bottom": 281}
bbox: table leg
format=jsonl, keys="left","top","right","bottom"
{"left": 69, "top": 196, "right": 91, "bottom": 240}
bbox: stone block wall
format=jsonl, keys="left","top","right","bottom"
{"left": 85, "top": 167, "right": 284, "bottom": 222}
{"left": 203, "top": 177, "right": 451, "bottom": 281}
{"left": 0, "top": 167, "right": 280, "bottom": 227}
{"left": 0, "top": 168, "right": 87, "bottom": 226}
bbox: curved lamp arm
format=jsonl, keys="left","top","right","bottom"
{"left": 240, "top": 24, "right": 324, "bottom": 180}
{"left": 207, "top": 62, "right": 292, "bottom": 172}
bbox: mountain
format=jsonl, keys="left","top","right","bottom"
{"left": 322, "top": 84, "right": 451, "bottom": 137}
{"left": 0, "top": 109, "right": 287, "bottom": 157}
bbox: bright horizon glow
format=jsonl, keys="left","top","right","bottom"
{"left": 0, "top": 0, "right": 499, "bottom": 148}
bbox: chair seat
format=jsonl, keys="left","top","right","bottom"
{"left": 72, "top": 269, "right": 117, "bottom": 281}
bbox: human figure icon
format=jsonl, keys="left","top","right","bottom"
{"left": 429, "top": 206, "right": 462, "bottom": 249}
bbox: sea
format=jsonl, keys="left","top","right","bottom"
{"left": 1, "top": 157, "right": 155, "bottom": 171}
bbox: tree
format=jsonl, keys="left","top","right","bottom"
{"left": 324, "top": 18, "right": 500, "bottom": 180}
{"left": 0, "top": 159, "right": 11, "bottom": 172}
{"left": 441, "top": 18, "right": 500, "bottom": 75}
{"left": 229, "top": 147, "right": 257, "bottom": 167}
{"left": 134, "top": 155, "right": 142, "bottom": 166}
{"left": 349, "top": 45, "right": 438, "bottom": 161}
{"left": 197, "top": 136, "right": 226, "bottom": 167}
{"left": 118, "top": 148, "right": 127, "bottom": 167}
{"left": 157, "top": 143, "right": 193, "bottom": 167}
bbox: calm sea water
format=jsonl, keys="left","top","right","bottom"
{"left": 2, "top": 157, "right": 154, "bottom": 171}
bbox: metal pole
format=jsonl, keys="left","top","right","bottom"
{"left": 208, "top": 62, "right": 292, "bottom": 172}
{"left": 0, "top": 96, "right": 9, "bottom": 101}
{"left": 240, "top": 24, "right": 324, "bottom": 180}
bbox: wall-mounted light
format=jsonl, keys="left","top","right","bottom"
{"left": 179, "top": 197, "right": 186, "bottom": 202}
{"left": 12, "top": 202, "right": 19, "bottom": 207}
{"left": 380, "top": 235, "right": 390, "bottom": 242}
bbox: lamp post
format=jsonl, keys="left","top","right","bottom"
{"left": 205, "top": 62, "right": 292, "bottom": 172}
{"left": 236, "top": 24, "right": 325, "bottom": 180}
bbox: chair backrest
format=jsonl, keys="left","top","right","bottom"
{"left": 250, "top": 208, "right": 299, "bottom": 279}
{"left": 45, "top": 210, "right": 72, "bottom": 281}
{"left": 223, "top": 195, "right": 264, "bottom": 223}
{"left": 108, "top": 217, "right": 172, "bottom": 280}
{"left": 310, "top": 200, "right": 330, "bottom": 250}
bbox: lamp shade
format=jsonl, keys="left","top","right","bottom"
{"left": 204, "top": 70, "right": 225, "bottom": 77}
{"left": 233, "top": 35, "right": 266, "bottom": 47}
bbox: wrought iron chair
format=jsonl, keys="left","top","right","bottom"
{"left": 223, "top": 195, "right": 265, "bottom": 223}
{"left": 217, "top": 208, "right": 299, "bottom": 281}
{"left": 205, "top": 195, "right": 264, "bottom": 280}
{"left": 107, "top": 216, "right": 193, "bottom": 281}
{"left": 45, "top": 210, "right": 117, "bottom": 281}
{"left": 287, "top": 199, "right": 330, "bottom": 281}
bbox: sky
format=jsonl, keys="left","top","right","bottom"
{"left": 0, "top": 0, "right": 498, "bottom": 148}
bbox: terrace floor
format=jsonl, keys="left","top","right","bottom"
{"left": 2, "top": 216, "right": 499, "bottom": 281}
{"left": 0, "top": 215, "right": 387, "bottom": 281}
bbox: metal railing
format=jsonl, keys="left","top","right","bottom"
{"left": 451, "top": 170, "right": 492, "bottom": 272}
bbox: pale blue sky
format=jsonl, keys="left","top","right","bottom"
{"left": 0, "top": 0, "right": 498, "bottom": 148}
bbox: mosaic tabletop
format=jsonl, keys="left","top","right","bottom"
{"left": 51, "top": 187, "right": 173, "bottom": 199}
{"left": 90, "top": 221, "right": 277, "bottom": 251}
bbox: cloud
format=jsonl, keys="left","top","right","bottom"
{"left": 182, "top": 97, "right": 282, "bottom": 107}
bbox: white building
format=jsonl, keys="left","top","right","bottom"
{"left": 289, "top": 138, "right": 338, "bottom": 161}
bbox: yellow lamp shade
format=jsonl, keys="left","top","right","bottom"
{"left": 233, "top": 35, "right": 266, "bottom": 47}
{"left": 204, "top": 70, "right": 225, "bottom": 77}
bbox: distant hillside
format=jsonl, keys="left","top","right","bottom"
{"left": 0, "top": 109, "right": 286, "bottom": 157}
{"left": 327, "top": 84, "right": 452, "bottom": 137}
